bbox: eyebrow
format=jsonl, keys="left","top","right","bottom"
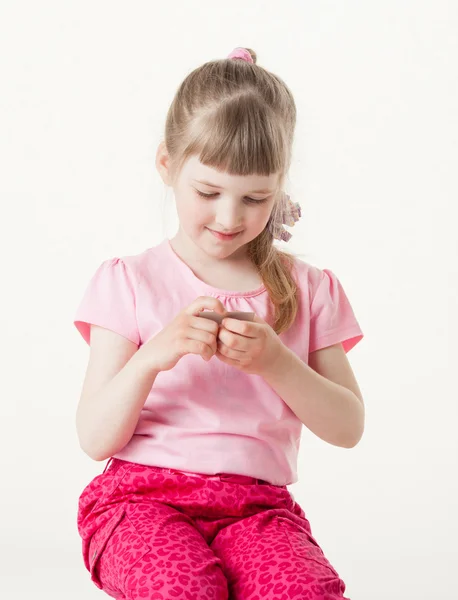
{"left": 192, "top": 179, "right": 274, "bottom": 194}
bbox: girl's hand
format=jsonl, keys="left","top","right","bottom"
{"left": 138, "top": 296, "right": 226, "bottom": 373}
{"left": 215, "top": 314, "right": 285, "bottom": 376}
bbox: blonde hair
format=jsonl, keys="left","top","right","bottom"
{"left": 163, "top": 47, "right": 299, "bottom": 335}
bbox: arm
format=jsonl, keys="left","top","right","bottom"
{"left": 263, "top": 342, "right": 365, "bottom": 448}
{"left": 76, "top": 325, "right": 160, "bottom": 461}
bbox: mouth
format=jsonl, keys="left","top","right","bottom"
{"left": 207, "top": 228, "right": 242, "bottom": 241}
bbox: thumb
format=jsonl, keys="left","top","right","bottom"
{"left": 251, "top": 313, "right": 265, "bottom": 324}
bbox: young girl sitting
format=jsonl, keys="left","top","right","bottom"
{"left": 74, "top": 46, "right": 364, "bottom": 600}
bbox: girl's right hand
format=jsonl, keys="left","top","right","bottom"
{"left": 138, "top": 296, "right": 227, "bottom": 373}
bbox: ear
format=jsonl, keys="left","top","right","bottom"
{"left": 155, "top": 141, "right": 172, "bottom": 186}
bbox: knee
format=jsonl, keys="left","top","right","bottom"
{"left": 250, "top": 571, "right": 346, "bottom": 600}
{"left": 180, "top": 569, "right": 229, "bottom": 599}
{"left": 128, "top": 563, "right": 229, "bottom": 599}
{"left": 308, "top": 576, "right": 348, "bottom": 599}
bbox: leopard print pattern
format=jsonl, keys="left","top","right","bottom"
{"left": 77, "top": 459, "right": 349, "bottom": 599}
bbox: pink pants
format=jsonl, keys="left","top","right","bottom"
{"left": 77, "top": 458, "right": 350, "bottom": 599}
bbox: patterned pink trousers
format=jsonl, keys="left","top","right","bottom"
{"left": 77, "top": 458, "right": 350, "bottom": 599}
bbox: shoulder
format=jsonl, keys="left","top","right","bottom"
{"left": 287, "top": 253, "right": 329, "bottom": 297}
{"left": 101, "top": 240, "right": 166, "bottom": 283}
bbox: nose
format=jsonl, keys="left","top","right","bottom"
{"left": 214, "top": 198, "right": 243, "bottom": 231}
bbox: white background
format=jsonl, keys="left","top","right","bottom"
{"left": 1, "top": 1, "right": 457, "bottom": 598}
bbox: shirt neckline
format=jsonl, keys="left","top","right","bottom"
{"left": 160, "top": 237, "right": 267, "bottom": 298}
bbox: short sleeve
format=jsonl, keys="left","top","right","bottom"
{"left": 74, "top": 257, "right": 140, "bottom": 346}
{"left": 309, "top": 267, "right": 364, "bottom": 354}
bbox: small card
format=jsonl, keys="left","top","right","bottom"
{"left": 198, "top": 310, "right": 255, "bottom": 325}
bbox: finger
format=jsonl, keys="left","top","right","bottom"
{"left": 217, "top": 338, "right": 246, "bottom": 358}
{"left": 184, "top": 296, "right": 227, "bottom": 317}
{"left": 189, "top": 315, "right": 219, "bottom": 334}
{"left": 186, "top": 338, "right": 214, "bottom": 361}
{"left": 216, "top": 349, "right": 249, "bottom": 371}
{"left": 187, "top": 327, "right": 217, "bottom": 354}
{"left": 221, "top": 317, "right": 257, "bottom": 338}
{"left": 218, "top": 327, "right": 249, "bottom": 351}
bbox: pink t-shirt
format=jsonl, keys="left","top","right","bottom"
{"left": 74, "top": 238, "right": 364, "bottom": 485}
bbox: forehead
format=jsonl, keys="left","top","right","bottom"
{"left": 182, "top": 155, "right": 280, "bottom": 191}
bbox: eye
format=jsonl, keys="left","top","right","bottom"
{"left": 194, "top": 189, "right": 268, "bottom": 204}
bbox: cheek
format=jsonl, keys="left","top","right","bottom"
{"left": 175, "top": 194, "right": 207, "bottom": 224}
{"left": 247, "top": 204, "right": 274, "bottom": 229}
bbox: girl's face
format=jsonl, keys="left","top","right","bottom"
{"left": 169, "top": 154, "right": 280, "bottom": 259}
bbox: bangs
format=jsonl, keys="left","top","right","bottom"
{"left": 183, "top": 94, "right": 287, "bottom": 179}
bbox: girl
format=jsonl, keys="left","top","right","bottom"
{"left": 74, "top": 47, "right": 364, "bottom": 600}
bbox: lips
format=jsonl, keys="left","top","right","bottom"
{"left": 207, "top": 228, "right": 241, "bottom": 240}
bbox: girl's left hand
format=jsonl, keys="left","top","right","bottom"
{"left": 215, "top": 314, "right": 285, "bottom": 376}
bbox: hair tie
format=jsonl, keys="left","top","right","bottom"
{"left": 268, "top": 193, "right": 302, "bottom": 242}
{"left": 226, "top": 47, "right": 254, "bottom": 63}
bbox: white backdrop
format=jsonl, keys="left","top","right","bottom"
{"left": 1, "top": 1, "right": 456, "bottom": 598}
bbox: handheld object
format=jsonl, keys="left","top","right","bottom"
{"left": 198, "top": 310, "right": 255, "bottom": 325}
